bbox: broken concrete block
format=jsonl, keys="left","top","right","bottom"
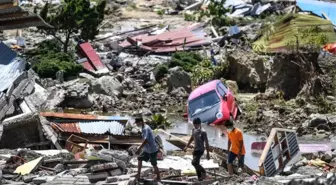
{"left": 23, "top": 174, "right": 38, "bottom": 183}
{"left": 90, "top": 162, "right": 118, "bottom": 172}
{"left": 88, "top": 172, "right": 109, "bottom": 183}
{"left": 32, "top": 177, "right": 47, "bottom": 184}
{"left": 106, "top": 174, "right": 135, "bottom": 183}
{"left": 109, "top": 168, "right": 122, "bottom": 176}
{"left": 106, "top": 176, "right": 118, "bottom": 183}
{"left": 53, "top": 163, "right": 64, "bottom": 172}
{"left": 14, "top": 157, "right": 43, "bottom": 175}
{"left": 322, "top": 151, "right": 333, "bottom": 163}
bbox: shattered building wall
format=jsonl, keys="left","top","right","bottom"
{"left": 0, "top": 113, "right": 43, "bottom": 149}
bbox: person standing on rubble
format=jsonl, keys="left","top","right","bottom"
{"left": 135, "top": 117, "right": 161, "bottom": 181}
{"left": 216, "top": 120, "right": 246, "bottom": 175}
{"left": 184, "top": 118, "right": 210, "bottom": 181}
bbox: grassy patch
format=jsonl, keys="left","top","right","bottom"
{"left": 253, "top": 14, "right": 335, "bottom": 53}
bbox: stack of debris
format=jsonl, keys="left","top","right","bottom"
{"left": 119, "top": 23, "right": 216, "bottom": 53}
{"left": 0, "top": 42, "right": 49, "bottom": 149}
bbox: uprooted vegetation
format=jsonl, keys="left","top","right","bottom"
{"left": 154, "top": 51, "right": 229, "bottom": 85}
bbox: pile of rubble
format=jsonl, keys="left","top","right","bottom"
{"left": 0, "top": 147, "right": 231, "bottom": 185}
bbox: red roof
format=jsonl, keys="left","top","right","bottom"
{"left": 78, "top": 42, "right": 107, "bottom": 72}
{"left": 119, "top": 23, "right": 212, "bottom": 53}
{"left": 52, "top": 122, "right": 82, "bottom": 133}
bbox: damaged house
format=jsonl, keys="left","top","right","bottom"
{"left": 0, "top": 0, "right": 53, "bottom": 149}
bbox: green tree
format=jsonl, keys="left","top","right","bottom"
{"left": 37, "top": 0, "right": 106, "bottom": 52}
{"left": 199, "top": 0, "right": 232, "bottom": 33}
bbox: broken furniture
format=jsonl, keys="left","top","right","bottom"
{"left": 65, "top": 134, "right": 89, "bottom": 154}
{"left": 258, "top": 128, "right": 300, "bottom": 177}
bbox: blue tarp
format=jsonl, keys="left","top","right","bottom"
{"left": 0, "top": 42, "right": 17, "bottom": 66}
{"left": 297, "top": 0, "right": 336, "bottom": 25}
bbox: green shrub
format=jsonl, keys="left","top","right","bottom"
{"left": 33, "top": 59, "right": 83, "bottom": 79}
{"left": 156, "top": 9, "right": 164, "bottom": 18}
{"left": 169, "top": 51, "right": 203, "bottom": 72}
{"left": 148, "top": 113, "right": 172, "bottom": 130}
{"left": 29, "top": 49, "right": 82, "bottom": 79}
{"left": 191, "top": 60, "right": 229, "bottom": 86}
{"left": 154, "top": 64, "right": 169, "bottom": 81}
{"left": 184, "top": 13, "right": 196, "bottom": 21}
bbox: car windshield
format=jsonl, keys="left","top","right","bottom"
{"left": 188, "top": 90, "right": 220, "bottom": 116}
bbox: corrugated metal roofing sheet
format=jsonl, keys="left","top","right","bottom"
{"left": 0, "top": 0, "right": 13, "bottom": 5}
{"left": 78, "top": 42, "right": 107, "bottom": 72}
{"left": 0, "top": 6, "right": 22, "bottom": 16}
{"left": 119, "top": 23, "right": 212, "bottom": 53}
{"left": 53, "top": 121, "right": 125, "bottom": 135}
{"left": 0, "top": 42, "right": 17, "bottom": 66}
{"left": 0, "top": 57, "right": 26, "bottom": 92}
{"left": 40, "top": 112, "right": 130, "bottom": 122}
{"left": 40, "top": 112, "right": 98, "bottom": 120}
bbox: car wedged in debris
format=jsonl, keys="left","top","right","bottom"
{"left": 186, "top": 80, "right": 241, "bottom": 125}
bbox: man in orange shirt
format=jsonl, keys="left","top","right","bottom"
{"left": 225, "top": 120, "right": 245, "bottom": 175}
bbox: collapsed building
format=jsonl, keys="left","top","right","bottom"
{"left": 0, "top": 0, "right": 52, "bottom": 149}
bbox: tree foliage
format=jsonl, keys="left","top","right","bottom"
{"left": 37, "top": 0, "right": 106, "bottom": 52}
{"left": 148, "top": 114, "right": 172, "bottom": 130}
{"left": 199, "top": 0, "right": 232, "bottom": 33}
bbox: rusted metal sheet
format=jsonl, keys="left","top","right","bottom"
{"left": 40, "top": 112, "right": 98, "bottom": 120}
{"left": 40, "top": 112, "right": 129, "bottom": 124}
{"left": 119, "top": 23, "right": 212, "bottom": 53}
{"left": 77, "top": 42, "right": 107, "bottom": 73}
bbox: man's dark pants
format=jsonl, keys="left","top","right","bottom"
{"left": 138, "top": 151, "right": 158, "bottom": 166}
{"left": 192, "top": 150, "right": 206, "bottom": 179}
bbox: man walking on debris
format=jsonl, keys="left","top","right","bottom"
{"left": 215, "top": 120, "right": 246, "bottom": 175}
{"left": 184, "top": 118, "right": 210, "bottom": 181}
{"left": 135, "top": 117, "right": 161, "bottom": 181}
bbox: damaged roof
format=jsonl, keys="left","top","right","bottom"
{"left": 0, "top": 41, "right": 17, "bottom": 65}
{"left": 52, "top": 121, "right": 125, "bottom": 135}
{"left": 0, "top": 5, "right": 52, "bottom": 30}
{"left": 119, "top": 23, "right": 213, "bottom": 53}
{"left": 0, "top": 0, "right": 13, "bottom": 4}
{"left": 40, "top": 112, "right": 129, "bottom": 124}
{"left": 253, "top": 13, "right": 336, "bottom": 53}
{"left": 0, "top": 58, "right": 26, "bottom": 92}
{"left": 77, "top": 42, "right": 108, "bottom": 73}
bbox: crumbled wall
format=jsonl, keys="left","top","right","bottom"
{"left": 0, "top": 113, "right": 42, "bottom": 149}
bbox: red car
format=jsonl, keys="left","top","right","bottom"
{"left": 185, "top": 80, "right": 241, "bottom": 125}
